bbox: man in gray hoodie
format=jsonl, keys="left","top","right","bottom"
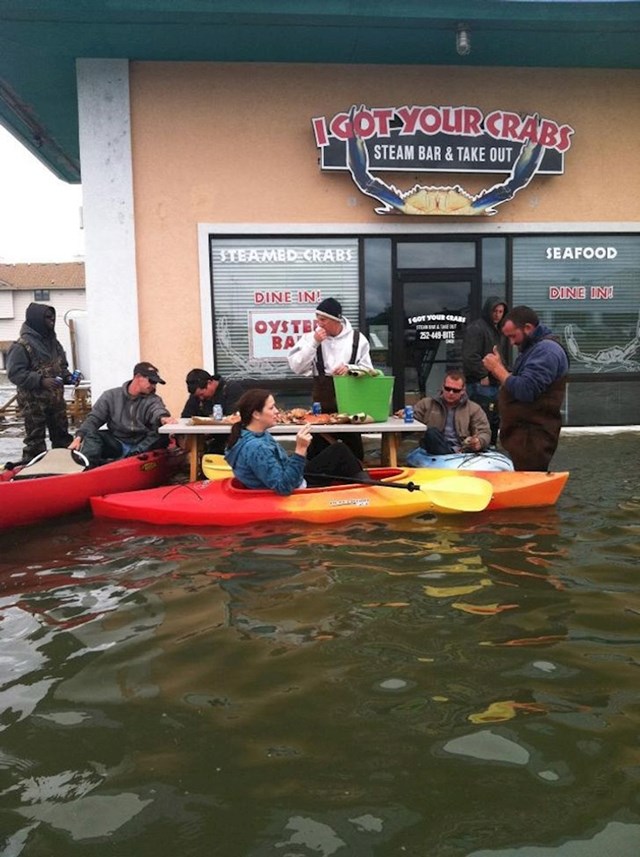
{"left": 69, "top": 362, "right": 177, "bottom": 466}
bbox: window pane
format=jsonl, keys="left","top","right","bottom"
{"left": 397, "top": 241, "right": 475, "bottom": 269}
{"left": 513, "top": 236, "right": 640, "bottom": 376}
{"left": 363, "top": 238, "right": 392, "bottom": 373}
{"left": 481, "top": 238, "right": 506, "bottom": 303}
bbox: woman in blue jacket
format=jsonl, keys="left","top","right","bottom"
{"left": 224, "top": 389, "right": 363, "bottom": 495}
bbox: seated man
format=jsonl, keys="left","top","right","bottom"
{"left": 69, "top": 362, "right": 177, "bottom": 465}
{"left": 181, "top": 368, "right": 226, "bottom": 454}
{"left": 413, "top": 370, "right": 491, "bottom": 455}
{"left": 181, "top": 369, "right": 225, "bottom": 419}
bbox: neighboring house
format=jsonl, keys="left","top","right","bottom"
{"left": 0, "top": 262, "right": 86, "bottom": 372}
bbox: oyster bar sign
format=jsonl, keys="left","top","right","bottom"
{"left": 312, "top": 104, "right": 574, "bottom": 216}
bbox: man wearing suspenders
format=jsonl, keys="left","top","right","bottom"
{"left": 288, "top": 297, "right": 374, "bottom": 461}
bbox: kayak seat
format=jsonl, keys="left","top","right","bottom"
{"left": 11, "top": 448, "right": 89, "bottom": 480}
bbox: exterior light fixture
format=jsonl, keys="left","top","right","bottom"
{"left": 456, "top": 23, "right": 471, "bottom": 57}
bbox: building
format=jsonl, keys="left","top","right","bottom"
{"left": 1, "top": 2, "right": 639, "bottom": 422}
{"left": 0, "top": 262, "right": 86, "bottom": 371}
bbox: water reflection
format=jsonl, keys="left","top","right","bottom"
{"left": 0, "top": 436, "right": 639, "bottom": 855}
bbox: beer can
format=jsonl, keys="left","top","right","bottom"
{"left": 54, "top": 376, "right": 64, "bottom": 387}
{"left": 403, "top": 405, "right": 414, "bottom": 423}
{"left": 213, "top": 404, "right": 223, "bottom": 421}
{"left": 312, "top": 402, "right": 322, "bottom": 415}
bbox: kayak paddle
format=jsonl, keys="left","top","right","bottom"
{"left": 316, "top": 473, "right": 492, "bottom": 512}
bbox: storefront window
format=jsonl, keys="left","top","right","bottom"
{"left": 481, "top": 238, "right": 506, "bottom": 306}
{"left": 210, "top": 236, "right": 359, "bottom": 379}
{"left": 363, "top": 238, "right": 392, "bottom": 373}
{"left": 397, "top": 241, "right": 475, "bottom": 269}
{"left": 512, "top": 236, "right": 640, "bottom": 376}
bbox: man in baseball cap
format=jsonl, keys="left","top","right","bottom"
{"left": 133, "top": 361, "right": 166, "bottom": 385}
{"left": 69, "top": 360, "right": 176, "bottom": 465}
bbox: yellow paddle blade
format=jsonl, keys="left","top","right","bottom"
{"left": 420, "top": 475, "right": 493, "bottom": 512}
{"left": 202, "top": 454, "right": 231, "bottom": 481}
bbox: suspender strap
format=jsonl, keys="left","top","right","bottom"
{"left": 316, "top": 330, "right": 359, "bottom": 376}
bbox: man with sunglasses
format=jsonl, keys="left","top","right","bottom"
{"left": 413, "top": 370, "right": 491, "bottom": 455}
{"left": 69, "top": 362, "right": 177, "bottom": 466}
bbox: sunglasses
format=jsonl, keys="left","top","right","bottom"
{"left": 443, "top": 385, "right": 464, "bottom": 393}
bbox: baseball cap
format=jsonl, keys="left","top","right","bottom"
{"left": 133, "top": 361, "right": 166, "bottom": 384}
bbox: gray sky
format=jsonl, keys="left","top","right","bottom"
{"left": 0, "top": 125, "right": 84, "bottom": 262}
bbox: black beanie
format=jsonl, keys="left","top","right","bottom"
{"left": 316, "top": 297, "right": 342, "bottom": 322}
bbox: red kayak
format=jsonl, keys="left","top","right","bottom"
{"left": 0, "top": 447, "right": 185, "bottom": 531}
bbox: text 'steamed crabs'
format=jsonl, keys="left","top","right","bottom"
{"left": 346, "top": 105, "right": 545, "bottom": 216}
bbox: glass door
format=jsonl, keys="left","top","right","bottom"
{"left": 393, "top": 274, "right": 476, "bottom": 406}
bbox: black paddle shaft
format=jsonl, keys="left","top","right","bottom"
{"left": 315, "top": 474, "right": 420, "bottom": 492}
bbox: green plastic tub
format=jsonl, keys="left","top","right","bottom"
{"left": 333, "top": 375, "right": 395, "bottom": 421}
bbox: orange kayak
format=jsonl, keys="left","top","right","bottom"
{"left": 90, "top": 467, "right": 568, "bottom": 527}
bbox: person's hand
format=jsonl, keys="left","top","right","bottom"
{"left": 42, "top": 377, "right": 59, "bottom": 392}
{"left": 464, "top": 435, "right": 482, "bottom": 452}
{"left": 313, "top": 327, "right": 328, "bottom": 344}
{"left": 160, "top": 416, "right": 178, "bottom": 426}
{"left": 332, "top": 363, "right": 349, "bottom": 376}
{"left": 294, "top": 423, "right": 312, "bottom": 456}
{"left": 482, "top": 346, "right": 503, "bottom": 374}
{"left": 68, "top": 436, "right": 82, "bottom": 451}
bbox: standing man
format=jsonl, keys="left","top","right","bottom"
{"left": 6, "top": 303, "right": 75, "bottom": 464}
{"left": 69, "top": 362, "right": 177, "bottom": 466}
{"left": 288, "top": 297, "right": 374, "bottom": 412}
{"left": 482, "top": 305, "right": 569, "bottom": 471}
{"left": 412, "top": 370, "right": 491, "bottom": 455}
{"left": 288, "top": 297, "right": 374, "bottom": 460}
{"left": 462, "top": 296, "right": 509, "bottom": 446}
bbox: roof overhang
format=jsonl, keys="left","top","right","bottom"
{"left": 1, "top": 0, "right": 640, "bottom": 182}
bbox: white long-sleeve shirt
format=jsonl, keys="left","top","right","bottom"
{"left": 287, "top": 317, "right": 373, "bottom": 376}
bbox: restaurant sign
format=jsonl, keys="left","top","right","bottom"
{"left": 312, "top": 104, "right": 574, "bottom": 216}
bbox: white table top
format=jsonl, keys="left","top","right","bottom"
{"left": 159, "top": 416, "right": 423, "bottom": 435}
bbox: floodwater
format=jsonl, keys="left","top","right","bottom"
{"left": 1, "top": 433, "right": 640, "bottom": 856}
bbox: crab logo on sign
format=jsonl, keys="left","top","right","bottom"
{"left": 312, "top": 104, "right": 574, "bottom": 216}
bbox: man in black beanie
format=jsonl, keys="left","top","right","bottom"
{"left": 288, "top": 296, "right": 374, "bottom": 460}
{"left": 288, "top": 297, "right": 373, "bottom": 411}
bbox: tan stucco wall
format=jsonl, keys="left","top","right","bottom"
{"left": 129, "top": 62, "right": 640, "bottom": 413}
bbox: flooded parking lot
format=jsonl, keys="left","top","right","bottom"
{"left": 1, "top": 418, "right": 640, "bottom": 855}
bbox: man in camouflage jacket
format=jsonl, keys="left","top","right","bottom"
{"left": 7, "top": 303, "right": 74, "bottom": 463}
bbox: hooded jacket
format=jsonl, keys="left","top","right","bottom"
{"left": 224, "top": 428, "right": 305, "bottom": 494}
{"left": 462, "top": 296, "right": 509, "bottom": 385}
{"left": 75, "top": 381, "right": 170, "bottom": 451}
{"left": 7, "top": 303, "right": 71, "bottom": 392}
{"left": 413, "top": 391, "right": 491, "bottom": 451}
{"left": 287, "top": 317, "right": 373, "bottom": 376}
